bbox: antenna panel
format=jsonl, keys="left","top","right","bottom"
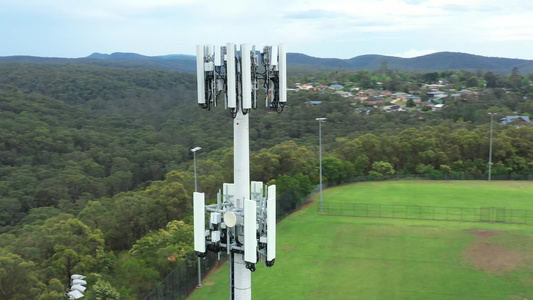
{"left": 278, "top": 44, "right": 287, "bottom": 103}
{"left": 223, "top": 183, "right": 235, "bottom": 203}
{"left": 196, "top": 45, "right": 206, "bottom": 105}
{"left": 251, "top": 181, "right": 263, "bottom": 201}
{"left": 271, "top": 46, "right": 278, "bottom": 67}
{"left": 193, "top": 192, "right": 206, "bottom": 253}
{"left": 241, "top": 44, "right": 252, "bottom": 110}
{"left": 244, "top": 199, "right": 257, "bottom": 263}
{"left": 214, "top": 45, "right": 222, "bottom": 66}
{"left": 204, "top": 45, "right": 214, "bottom": 72}
{"left": 226, "top": 43, "right": 237, "bottom": 109}
{"left": 267, "top": 185, "right": 276, "bottom": 262}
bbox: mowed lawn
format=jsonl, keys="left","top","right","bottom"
{"left": 324, "top": 180, "right": 533, "bottom": 209}
{"left": 189, "top": 180, "right": 533, "bottom": 300}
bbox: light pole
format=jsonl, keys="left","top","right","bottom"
{"left": 316, "top": 118, "right": 326, "bottom": 213}
{"left": 488, "top": 113, "right": 494, "bottom": 181}
{"left": 191, "top": 146, "right": 202, "bottom": 287}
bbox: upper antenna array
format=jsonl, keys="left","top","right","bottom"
{"left": 196, "top": 43, "right": 287, "bottom": 118}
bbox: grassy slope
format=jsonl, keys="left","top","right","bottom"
{"left": 189, "top": 181, "right": 533, "bottom": 299}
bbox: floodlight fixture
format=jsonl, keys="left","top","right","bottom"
{"left": 191, "top": 147, "right": 202, "bottom": 152}
{"left": 67, "top": 290, "right": 84, "bottom": 299}
{"left": 71, "top": 285, "right": 86, "bottom": 292}
{"left": 66, "top": 274, "right": 86, "bottom": 300}
{"left": 72, "top": 279, "right": 87, "bottom": 286}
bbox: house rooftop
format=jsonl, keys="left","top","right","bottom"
{"left": 500, "top": 116, "right": 531, "bottom": 125}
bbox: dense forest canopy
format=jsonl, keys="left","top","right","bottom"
{"left": 1, "top": 62, "right": 532, "bottom": 299}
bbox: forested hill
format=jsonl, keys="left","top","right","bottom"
{"left": 1, "top": 62, "right": 533, "bottom": 299}
{"left": 1, "top": 51, "right": 532, "bottom": 74}
{"left": 289, "top": 52, "right": 533, "bottom": 75}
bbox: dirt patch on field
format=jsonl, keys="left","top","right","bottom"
{"left": 463, "top": 230, "right": 531, "bottom": 274}
{"left": 468, "top": 229, "right": 501, "bottom": 239}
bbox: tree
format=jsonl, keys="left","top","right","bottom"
{"left": 321, "top": 156, "right": 346, "bottom": 185}
{"left": 406, "top": 98, "right": 416, "bottom": 107}
{"left": 0, "top": 253, "right": 40, "bottom": 299}
{"left": 36, "top": 278, "right": 65, "bottom": 300}
{"left": 272, "top": 174, "right": 313, "bottom": 216}
{"left": 143, "top": 178, "right": 191, "bottom": 227}
{"left": 369, "top": 161, "right": 395, "bottom": 176}
{"left": 484, "top": 72, "right": 498, "bottom": 88}
{"left": 129, "top": 220, "right": 194, "bottom": 275}
{"left": 48, "top": 218, "right": 105, "bottom": 284}
{"left": 85, "top": 279, "right": 120, "bottom": 300}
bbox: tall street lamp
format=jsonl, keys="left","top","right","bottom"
{"left": 316, "top": 118, "right": 326, "bottom": 213}
{"left": 191, "top": 146, "right": 202, "bottom": 287}
{"left": 488, "top": 113, "right": 494, "bottom": 181}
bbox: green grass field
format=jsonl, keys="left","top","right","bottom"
{"left": 189, "top": 180, "right": 533, "bottom": 300}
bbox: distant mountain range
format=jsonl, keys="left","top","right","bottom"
{"left": 1, "top": 51, "right": 532, "bottom": 75}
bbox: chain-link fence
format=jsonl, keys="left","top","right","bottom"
{"left": 320, "top": 202, "right": 533, "bottom": 224}
{"left": 144, "top": 251, "right": 227, "bottom": 300}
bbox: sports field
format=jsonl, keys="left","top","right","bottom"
{"left": 189, "top": 180, "right": 533, "bottom": 299}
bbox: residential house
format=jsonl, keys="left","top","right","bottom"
{"left": 499, "top": 116, "right": 531, "bottom": 125}
{"left": 329, "top": 84, "right": 344, "bottom": 90}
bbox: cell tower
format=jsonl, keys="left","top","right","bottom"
{"left": 193, "top": 43, "right": 286, "bottom": 300}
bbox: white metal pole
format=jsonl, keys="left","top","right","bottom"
{"left": 234, "top": 109, "right": 251, "bottom": 300}
{"left": 316, "top": 118, "right": 326, "bottom": 213}
{"left": 488, "top": 113, "right": 493, "bottom": 181}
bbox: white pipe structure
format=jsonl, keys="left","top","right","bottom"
{"left": 194, "top": 43, "right": 285, "bottom": 300}
{"left": 488, "top": 113, "right": 494, "bottom": 181}
{"left": 233, "top": 108, "right": 251, "bottom": 299}
{"left": 316, "top": 118, "right": 326, "bottom": 213}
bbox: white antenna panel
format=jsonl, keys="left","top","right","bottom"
{"left": 241, "top": 44, "right": 252, "bottom": 110}
{"left": 204, "top": 45, "right": 214, "bottom": 72}
{"left": 226, "top": 43, "right": 237, "bottom": 109}
{"left": 278, "top": 44, "right": 287, "bottom": 103}
{"left": 251, "top": 181, "right": 263, "bottom": 200}
{"left": 267, "top": 185, "right": 276, "bottom": 262}
{"left": 214, "top": 46, "right": 222, "bottom": 66}
{"left": 193, "top": 192, "right": 206, "bottom": 253}
{"left": 223, "top": 183, "right": 235, "bottom": 203}
{"left": 244, "top": 199, "right": 257, "bottom": 264}
{"left": 196, "top": 45, "right": 206, "bottom": 105}
{"left": 271, "top": 46, "right": 279, "bottom": 67}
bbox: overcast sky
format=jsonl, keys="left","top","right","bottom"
{"left": 1, "top": 0, "right": 532, "bottom": 60}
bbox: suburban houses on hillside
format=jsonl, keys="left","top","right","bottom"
{"left": 293, "top": 81, "right": 480, "bottom": 113}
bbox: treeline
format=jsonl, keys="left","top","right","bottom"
{"left": 1, "top": 63, "right": 533, "bottom": 299}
